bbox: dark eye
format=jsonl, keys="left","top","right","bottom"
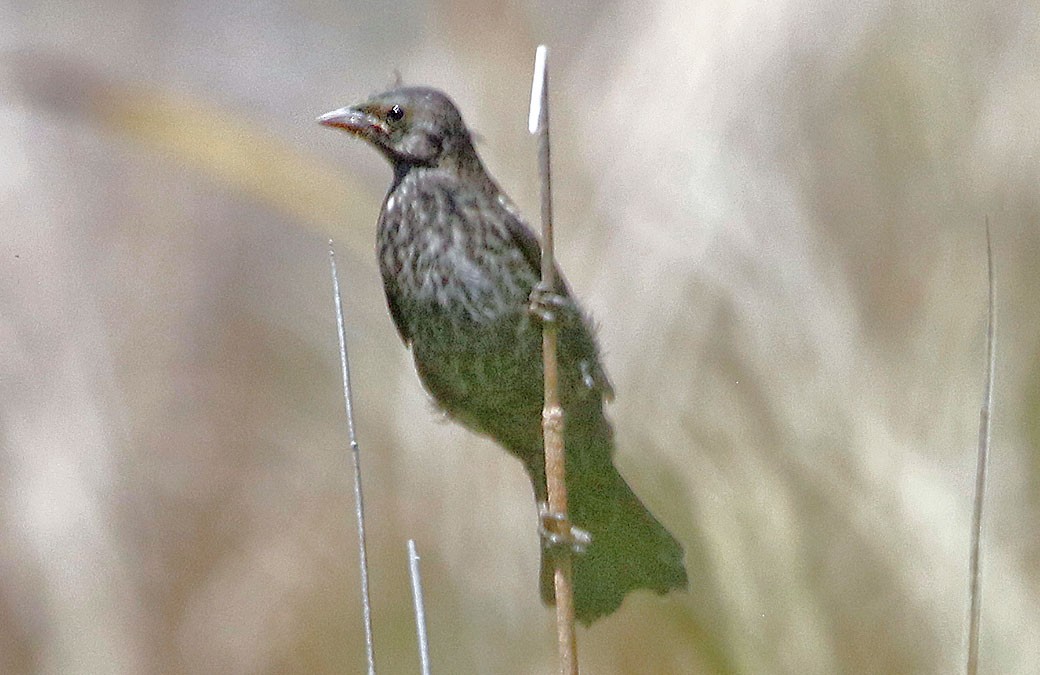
{"left": 386, "top": 104, "right": 404, "bottom": 122}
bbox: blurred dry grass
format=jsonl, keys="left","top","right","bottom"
{"left": 1, "top": 1, "right": 1038, "bottom": 673}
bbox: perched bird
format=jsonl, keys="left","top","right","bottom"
{"left": 319, "top": 86, "right": 687, "bottom": 624}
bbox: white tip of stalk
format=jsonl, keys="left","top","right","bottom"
{"left": 529, "top": 45, "right": 548, "bottom": 134}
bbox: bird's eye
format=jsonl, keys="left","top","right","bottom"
{"left": 386, "top": 104, "right": 404, "bottom": 122}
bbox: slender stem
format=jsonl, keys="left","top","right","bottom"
{"left": 530, "top": 44, "right": 578, "bottom": 675}
{"left": 329, "top": 241, "right": 377, "bottom": 675}
{"left": 966, "top": 221, "right": 995, "bottom": 675}
{"left": 408, "top": 540, "right": 432, "bottom": 675}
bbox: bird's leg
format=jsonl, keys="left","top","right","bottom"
{"left": 538, "top": 501, "right": 592, "bottom": 555}
{"left": 528, "top": 281, "right": 574, "bottom": 325}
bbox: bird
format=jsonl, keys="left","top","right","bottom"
{"left": 319, "top": 86, "right": 687, "bottom": 624}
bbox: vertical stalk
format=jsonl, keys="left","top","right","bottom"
{"left": 530, "top": 45, "right": 579, "bottom": 675}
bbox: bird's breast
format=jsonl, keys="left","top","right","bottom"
{"left": 377, "top": 175, "right": 537, "bottom": 330}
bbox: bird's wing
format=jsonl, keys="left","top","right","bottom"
{"left": 376, "top": 205, "right": 413, "bottom": 345}
{"left": 382, "top": 275, "right": 412, "bottom": 345}
{"left": 495, "top": 193, "right": 545, "bottom": 278}
{"left": 494, "top": 193, "right": 616, "bottom": 401}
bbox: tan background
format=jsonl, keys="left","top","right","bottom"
{"left": 1, "top": 1, "right": 1037, "bottom": 673}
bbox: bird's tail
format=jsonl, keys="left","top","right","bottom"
{"left": 539, "top": 417, "right": 688, "bottom": 625}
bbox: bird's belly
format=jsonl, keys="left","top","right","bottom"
{"left": 407, "top": 307, "right": 545, "bottom": 440}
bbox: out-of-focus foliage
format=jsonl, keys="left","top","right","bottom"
{"left": 0, "top": 1, "right": 1037, "bottom": 673}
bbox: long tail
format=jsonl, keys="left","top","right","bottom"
{"left": 539, "top": 413, "right": 688, "bottom": 625}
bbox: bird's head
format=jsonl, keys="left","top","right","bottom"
{"left": 318, "top": 87, "right": 477, "bottom": 171}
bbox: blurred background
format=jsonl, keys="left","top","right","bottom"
{"left": 1, "top": 1, "right": 1037, "bottom": 673}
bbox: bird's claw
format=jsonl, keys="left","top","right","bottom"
{"left": 538, "top": 502, "right": 592, "bottom": 555}
{"left": 528, "top": 282, "right": 571, "bottom": 324}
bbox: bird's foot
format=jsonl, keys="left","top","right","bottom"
{"left": 528, "top": 281, "right": 572, "bottom": 325}
{"left": 538, "top": 501, "right": 592, "bottom": 555}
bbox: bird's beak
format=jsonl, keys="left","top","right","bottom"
{"left": 317, "top": 106, "right": 383, "bottom": 138}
